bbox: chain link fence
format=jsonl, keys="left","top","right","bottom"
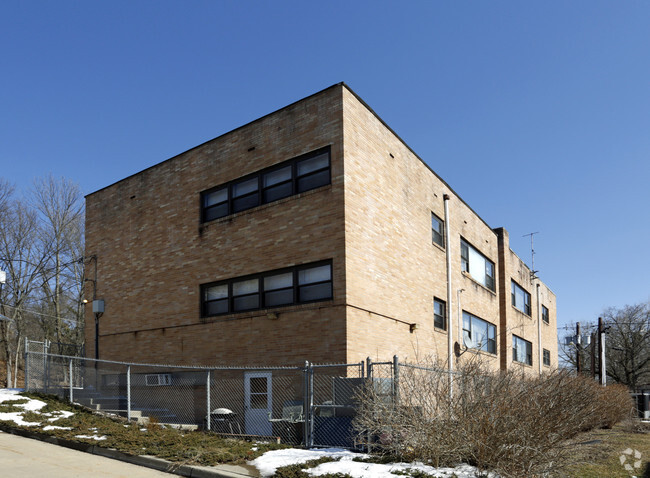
{"left": 24, "top": 340, "right": 408, "bottom": 449}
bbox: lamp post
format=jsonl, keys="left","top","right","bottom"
{"left": 84, "top": 255, "right": 104, "bottom": 361}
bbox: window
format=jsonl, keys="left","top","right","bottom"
{"left": 511, "top": 281, "right": 531, "bottom": 315}
{"left": 201, "top": 147, "right": 331, "bottom": 223}
{"left": 145, "top": 374, "right": 172, "bottom": 386}
{"left": 542, "top": 305, "right": 549, "bottom": 324}
{"left": 431, "top": 213, "right": 444, "bottom": 248}
{"left": 460, "top": 239, "right": 495, "bottom": 291}
{"left": 434, "top": 298, "right": 446, "bottom": 330}
{"left": 201, "top": 260, "right": 333, "bottom": 317}
{"left": 543, "top": 348, "right": 551, "bottom": 366}
{"left": 513, "top": 335, "right": 533, "bottom": 365}
{"left": 462, "top": 311, "right": 496, "bottom": 354}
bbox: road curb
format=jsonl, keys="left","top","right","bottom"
{"left": 0, "top": 424, "right": 258, "bottom": 478}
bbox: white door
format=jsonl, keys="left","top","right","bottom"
{"left": 244, "top": 372, "right": 272, "bottom": 436}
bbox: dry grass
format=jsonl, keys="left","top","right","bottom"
{"left": 1, "top": 392, "right": 285, "bottom": 467}
{"left": 566, "top": 421, "right": 650, "bottom": 477}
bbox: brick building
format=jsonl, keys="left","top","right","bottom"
{"left": 84, "top": 83, "right": 558, "bottom": 373}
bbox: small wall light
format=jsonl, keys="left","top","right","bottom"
{"left": 409, "top": 323, "right": 419, "bottom": 333}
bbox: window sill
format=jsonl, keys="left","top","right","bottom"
{"left": 201, "top": 298, "right": 339, "bottom": 323}
{"left": 512, "top": 361, "right": 533, "bottom": 368}
{"left": 199, "top": 184, "right": 332, "bottom": 233}
{"left": 511, "top": 305, "right": 532, "bottom": 319}
{"left": 431, "top": 241, "right": 445, "bottom": 253}
{"left": 433, "top": 326, "right": 447, "bottom": 334}
{"left": 461, "top": 272, "right": 497, "bottom": 296}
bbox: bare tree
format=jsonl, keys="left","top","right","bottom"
{"left": 31, "top": 175, "right": 85, "bottom": 347}
{"left": 604, "top": 302, "right": 650, "bottom": 390}
{"left": 0, "top": 192, "right": 50, "bottom": 387}
{"left": 559, "top": 303, "right": 650, "bottom": 390}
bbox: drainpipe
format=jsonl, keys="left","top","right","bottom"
{"left": 457, "top": 289, "right": 464, "bottom": 346}
{"left": 443, "top": 194, "right": 453, "bottom": 398}
{"left": 537, "top": 283, "right": 542, "bottom": 375}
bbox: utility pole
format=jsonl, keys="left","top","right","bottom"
{"left": 576, "top": 322, "right": 581, "bottom": 374}
{"left": 598, "top": 317, "right": 606, "bottom": 386}
{"left": 591, "top": 332, "right": 596, "bottom": 380}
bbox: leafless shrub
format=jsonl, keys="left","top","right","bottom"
{"left": 591, "top": 383, "right": 635, "bottom": 429}
{"left": 354, "top": 357, "right": 633, "bottom": 477}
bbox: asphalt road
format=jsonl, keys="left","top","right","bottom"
{"left": 0, "top": 430, "right": 175, "bottom": 477}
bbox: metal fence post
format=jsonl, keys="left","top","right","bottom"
{"left": 393, "top": 355, "right": 399, "bottom": 406}
{"left": 69, "top": 359, "right": 74, "bottom": 403}
{"left": 24, "top": 338, "right": 29, "bottom": 391}
{"left": 206, "top": 370, "right": 211, "bottom": 431}
{"left": 302, "top": 361, "right": 309, "bottom": 446}
{"left": 308, "top": 362, "right": 314, "bottom": 448}
{"left": 366, "top": 357, "right": 372, "bottom": 380}
{"left": 127, "top": 365, "right": 131, "bottom": 421}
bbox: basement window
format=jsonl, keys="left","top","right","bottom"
{"left": 145, "top": 374, "right": 172, "bottom": 386}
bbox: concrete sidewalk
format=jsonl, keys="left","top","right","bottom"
{"left": 0, "top": 427, "right": 259, "bottom": 478}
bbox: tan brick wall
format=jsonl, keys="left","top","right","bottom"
{"left": 495, "top": 227, "right": 558, "bottom": 374}
{"left": 85, "top": 83, "right": 557, "bottom": 372}
{"left": 341, "top": 87, "right": 501, "bottom": 371}
{"left": 85, "top": 85, "right": 348, "bottom": 366}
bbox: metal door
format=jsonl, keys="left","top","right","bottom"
{"left": 244, "top": 372, "right": 272, "bottom": 436}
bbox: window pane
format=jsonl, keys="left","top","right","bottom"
{"left": 264, "top": 289, "right": 294, "bottom": 307}
{"left": 206, "top": 299, "right": 228, "bottom": 316}
{"left": 250, "top": 377, "right": 267, "bottom": 394}
{"left": 204, "top": 188, "right": 227, "bottom": 206}
{"left": 233, "top": 279, "right": 259, "bottom": 296}
{"left": 297, "top": 170, "right": 329, "bottom": 193}
{"left": 233, "top": 177, "right": 258, "bottom": 197}
{"left": 206, "top": 284, "right": 228, "bottom": 300}
{"left": 468, "top": 246, "right": 487, "bottom": 286}
{"left": 299, "top": 265, "right": 331, "bottom": 285}
{"left": 263, "top": 182, "right": 293, "bottom": 203}
{"left": 233, "top": 193, "right": 259, "bottom": 213}
{"left": 299, "top": 283, "right": 332, "bottom": 302}
{"left": 264, "top": 272, "right": 293, "bottom": 290}
{"left": 263, "top": 166, "right": 291, "bottom": 187}
{"left": 204, "top": 203, "right": 229, "bottom": 221}
{"left": 297, "top": 153, "right": 328, "bottom": 176}
{"left": 234, "top": 295, "right": 259, "bottom": 311}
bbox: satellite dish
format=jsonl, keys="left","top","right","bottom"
{"left": 463, "top": 333, "right": 476, "bottom": 349}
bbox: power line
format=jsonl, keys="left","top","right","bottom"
{"left": 0, "top": 303, "right": 83, "bottom": 324}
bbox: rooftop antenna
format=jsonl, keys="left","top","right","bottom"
{"left": 523, "top": 232, "right": 539, "bottom": 281}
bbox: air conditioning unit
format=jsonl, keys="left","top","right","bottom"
{"left": 145, "top": 373, "right": 172, "bottom": 386}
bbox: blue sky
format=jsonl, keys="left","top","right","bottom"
{"left": 1, "top": 1, "right": 649, "bottom": 334}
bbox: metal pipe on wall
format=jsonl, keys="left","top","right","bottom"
{"left": 443, "top": 194, "right": 453, "bottom": 398}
